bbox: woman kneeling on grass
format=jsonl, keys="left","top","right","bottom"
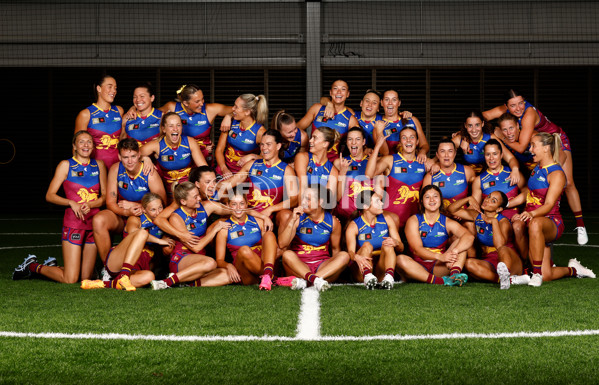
{"left": 81, "top": 193, "right": 175, "bottom": 290}
{"left": 151, "top": 182, "right": 231, "bottom": 290}
{"left": 511, "top": 132, "right": 594, "bottom": 287}
{"left": 396, "top": 185, "right": 474, "bottom": 286}
{"left": 345, "top": 190, "right": 404, "bottom": 290}
{"left": 13, "top": 131, "right": 107, "bottom": 283}
{"left": 277, "top": 185, "right": 350, "bottom": 292}
{"left": 447, "top": 191, "right": 523, "bottom": 290}
{"left": 214, "top": 190, "right": 278, "bottom": 290}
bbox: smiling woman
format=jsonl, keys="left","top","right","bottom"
{"left": 140, "top": 112, "right": 207, "bottom": 203}
{"left": 74, "top": 75, "right": 124, "bottom": 170}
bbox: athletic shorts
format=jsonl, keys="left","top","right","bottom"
{"left": 413, "top": 256, "right": 438, "bottom": 274}
{"left": 169, "top": 244, "right": 206, "bottom": 273}
{"left": 61, "top": 226, "right": 94, "bottom": 246}
{"left": 546, "top": 215, "right": 565, "bottom": 245}
{"left": 482, "top": 250, "right": 500, "bottom": 271}
{"left": 133, "top": 248, "right": 154, "bottom": 272}
{"left": 232, "top": 244, "right": 262, "bottom": 265}
{"left": 305, "top": 258, "right": 327, "bottom": 275}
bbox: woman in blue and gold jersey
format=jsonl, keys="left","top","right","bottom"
{"left": 496, "top": 113, "right": 537, "bottom": 175}
{"left": 14, "top": 132, "right": 106, "bottom": 283}
{"left": 345, "top": 190, "right": 404, "bottom": 290}
{"left": 294, "top": 126, "right": 340, "bottom": 199}
{"left": 372, "top": 90, "right": 429, "bottom": 159}
{"left": 396, "top": 185, "right": 474, "bottom": 286}
{"left": 140, "top": 112, "right": 207, "bottom": 202}
{"left": 150, "top": 182, "right": 231, "bottom": 290}
{"left": 92, "top": 138, "right": 166, "bottom": 264}
{"left": 271, "top": 110, "right": 308, "bottom": 167}
{"left": 471, "top": 139, "right": 525, "bottom": 221}
{"left": 215, "top": 93, "right": 268, "bottom": 179}
{"left": 278, "top": 186, "right": 350, "bottom": 292}
{"left": 448, "top": 191, "right": 522, "bottom": 289}
{"left": 450, "top": 110, "right": 521, "bottom": 180}
{"left": 122, "top": 83, "right": 162, "bottom": 147}
{"left": 75, "top": 75, "right": 124, "bottom": 170}
{"left": 215, "top": 191, "right": 278, "bottom": 291}
{"left": 366, "top": 126, "right": 427, "bottom": 230}
{"left": 297, "top": 79, "right": 360, "bottom": 162}
{"left": 511, "top": 133, "right": 594, "bottom": 287}
{"left": 218, "top": 129, "right": 298, "bottom": 219}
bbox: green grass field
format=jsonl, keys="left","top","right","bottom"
{"left": 1, "top": 215, "right": 598, "bottom": 384}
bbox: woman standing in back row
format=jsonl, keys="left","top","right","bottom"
{"left": 75, "top": 75, "right": 124, "bottom": 170}
{"left": 484, "top": 89, "right": 587, "bottom": 245}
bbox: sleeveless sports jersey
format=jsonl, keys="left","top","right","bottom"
{"left": 174, "top": 102, "right": 213, "bottom": 159}
{"left": 413, "top": 213, "right": 449, "bottom": 258}
{"left": 226, "top": 215, "right": 262, "bottom": 260}
{"left": 478, "top": 166, "right": 519, "bottom": 219}
{"left": 124, "top": 108, "right": 162, "bottom": 147}
{"left": 336, "top": 154, "right": 373, "bottom": 219}
{"left": 247, "top": 159, "right": 287, "bottom": 212}
{"left": 353, "top": 214, "right": 389, "bottom": 253}
{"left": 282, "top": 128, "right": 303, "bottom": 164}
{"left": 382, "top": 118, "right": 417, "bottom": 154}
{"left": 224, "top": 120, "right": 262, "bottom": 174}
{"left": 62, "top": 158, "right": 101, "bottom": 229}
{"left": 475, "top": 213, "right": 507, "bottom": 254}
{"left": 355, "top": 111, "right": 382, "bottom": 148}
{"left": 116, "top": 162, "right": 150, "bottom": 203}
{"left": 526, "top": 163, "right": 564, "bottom": 218}
{"left": 291, "top": 212, "right": 334, "bottom": 263}
{"left": 504, "top": 142, "right": 536, "bottom": 171}
{"left": 518, "top": 101, "right": 571, "bottom": 152}
{"left": 461, "top": 132, "right": 491, "bottom": 173}
{"left": 311, "top": 106, "right": 353, "bottom": 161}
{"left": 156, "top": 136, "right": 193, "bottom": 195}
{"left": 86, "top": 104, "right": 122, "bottom": 169}
{"left": 385, "top": 153, "right": 426, "bottom": 227}
{"left": 432, "top": 163, "right": 469, "bottom": 209}
{"left": 139, "top": 213, "right": 164, "bottom": 240}
{"left": 306, "top": 153, "right": 334, "bottom": 187}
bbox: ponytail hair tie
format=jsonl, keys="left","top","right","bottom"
{"left": 255, "top": 96, "right": 259, "bottom": 101}
{"left": 176, "top": 85, "right": 187, "bottom": 95}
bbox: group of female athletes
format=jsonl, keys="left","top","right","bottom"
{"left": 12, "top": 76, "right": 595, "bottom": 291}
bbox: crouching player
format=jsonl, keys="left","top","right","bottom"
{"left": 447, "top": 191, "right": 523, "bottom": 289}
{"left": 151, "top": 182, "right": 231, "bottom": 289}
{"left": 396, "top": 185, "right": 474, "bottom": 286}
{"left": 278, "top": 186, "right": 350, "bottom": 291}
{"left": 81, "top": 193, "right": 175, "bottom": 290}
{"left": 215, "top": 190, "right": 278, "bottom": 290}
{"left": 345, "top": 190, "right": 403, "bottom": 290}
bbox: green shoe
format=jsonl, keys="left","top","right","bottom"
{"left": 442, "top": 273, "right": 468, "bottom": 287}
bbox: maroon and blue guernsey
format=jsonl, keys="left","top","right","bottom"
{"left": 223, "top": 120, "right": 262, "bottom": 174}
{"left": 382, "top": 118, "right": 417, "bottom": 154}
{"left": 336, "top": 154, "right": 373, "bottom": 219}
{"left": 311, "top": 106, "right": 353, "bottom": 162}
{"left": 478, "top": 166, "right": 519, "bottom": 220}
{"left": 225, "top": 215, "right": 263, "bottom": 262}
{"left": 431, "top": 163, "right": 469, "bottom": 209}
{"left": 526, "top": 163, "right": 564, "bottom": 218}
{"left": 62, "top": 158, "right": 101, "bottom": 229}
{"left": 461, "top": 132, "right": 491, "bottom": 174}
{"left": 247, "top": 159, "right": 287, "bottom": 212}
{"left": 412, "top": 213, "right": 449, "bottom": 258}
{"left": 291, "top": 212, "right": 334, "bottom": 264}
{"left": 385, "top": 153, "right": 425, "bottom": 227}
{"left": 174, "top": 102, "right": 213, "bottom": 159}
{"left": 355, "top": 111, "right": 382, "bottom": 148}
{"left": 86, "top": 103, "right": 122, "bottom": 169}
{"left": 124, "top": 108, "right": 162, "bottom": 147}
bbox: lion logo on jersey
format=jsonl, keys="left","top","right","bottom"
{"left": 393, "top": 186, "right": 419, "bottom": 205}
{"left": 77, "top": 188, "right": 99, "bottom": 203}
{"left": 167, "top": 168, "right": 191, "bottom": 182}
{"left": 347, "top": 181, "right": 373, "bottom": 198}
{"left": 97, "top": 135, "right": 120, "bottom": 150}
{"left": 226, "top": 146, "right": 241, "bottom": 163}
{"left": 248, "top": 189, "right": 274, "bottom": 208}
{"left": 526, "top": 193, "right": 543, "bottom": 208}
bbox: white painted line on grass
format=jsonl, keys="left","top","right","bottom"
{"left": 553, "top": 244, "right": 599, "bottom": 248}
{"left": 2, "top": 329, "right": 599, "bottom": 342}
{"left": 295, "top": 286, "right": 321, "bottom": 340}
{"left": 0, "top": 245, "right": 61, "bottom": 250}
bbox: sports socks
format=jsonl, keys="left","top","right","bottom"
{"left": 427, "top": 273, "right": 445, "bottom": 285}
{"left": 29, "top": 263, "right": 43, "bottom": 274}
{"left": 385, "top": 268, "right": 395, "bottom": 277}
{"left": 449, "top": 266, "right": 462, "bottom": 276}
{"left": 263, "top": 263, "right": 274, "bottom": 279}
{"left": 573, "top": 211, "right": 585, "bottom": 228}
{"left": 532, "top": 260, "right": 543, "bottom": 275}
{"left": 304, "top": 272, "right": 317, "bottom": 284}
{"left": 164, "top": 274, "right": 180, "bottom": 287}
